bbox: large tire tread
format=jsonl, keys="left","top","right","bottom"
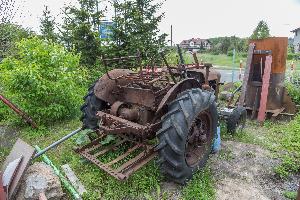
{"left": 81, "top": 82, "right": 105, "bottom": 129}
{"left": 156, "top": 88, "right": 217, "bottom": 184}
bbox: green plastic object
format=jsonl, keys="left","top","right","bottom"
{"left": 34, "top": 146, "right": 81, "bottom": 200}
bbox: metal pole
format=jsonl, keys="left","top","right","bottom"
{"left": 0, "top": 94, "right": 37, "bottom": 128}
{"left": 231, "top": 49, "right": 236, "bottom": 82}
{"left": 35, "top": 146, "right": 81, "bottom": 200}
{"left": 171, "top": 25, "right": 173, "bottom": 47}
{"left": 33, "top": 128, "right": 83, "bottom": 159}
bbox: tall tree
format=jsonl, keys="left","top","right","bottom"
{"left": 251, "top": 20, "right": 270, "bottom": 39}
{"left": 60, "top": 0, "right": 104, "bottom": 67}
{"left": 0, "top": 0, "right": 17, "bottom": 23}
{"left": 0, "top": 0, "right": 30, "bottom": 60}
{"left": 0, "top": 24, "right": 32, "bottom": 60}
{"left": 40, "top": 6, "right": 57, "bottom": 41}
{"left": 111, "top": 0, "right": 167, "bottom": 64}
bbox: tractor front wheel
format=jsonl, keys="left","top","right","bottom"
{"left": 80, "top": 82, "right": 106, "bottom": 130}
{"left": 156, "top": 88, "right": 217, "bottom": 184}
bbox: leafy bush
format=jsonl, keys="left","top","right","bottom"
{"left": 227, "top": 50, "right": 234, "bottom": 57}
{"left": 239, "top": 52, "right": 248, "bottom": 58}
{"left": 287, "top": 53, "right": 300, "bottom": 60}
{"left": 287, "top": 53, "right": 296, "bottom": 60}
{"left": 0, "top": 37, "right": 87, "bottom": 125}
{"left": 286, "top": 72, "right": 300, "bottom": 105}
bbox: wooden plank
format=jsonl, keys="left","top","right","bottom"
{"left": 257, "top": 55, "right": 273, "bottom": 123}
{"left": 39, "top": 192, "right": 48, "bottom": 200}
{"left": 0, "top": 172, "right": 6, "bottom": 200}
{"left": 1, "top": 139, "right": 35, "bottom": 199}
{"left": 61, "top": 164, "right": 86, "bottom": 196}
{"left": 239, "top": 43, "right": 255, "bottom": 106}
{"left": 297, "top": 183, "right": 300, "bottom": 200}
{"left": 271, "top": 107, "right": 285, "bottom": 117}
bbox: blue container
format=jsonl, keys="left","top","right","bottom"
{"left": 212, "top": 126, "right": 221, "bottom": 153}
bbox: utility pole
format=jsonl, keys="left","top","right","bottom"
{"left": 170, "top": 25, "right": 173, "bottom": 47}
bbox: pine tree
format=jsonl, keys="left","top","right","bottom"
{"left": 0, "top": 0, "right": 17, "bottom": 23}
{"left": 60, "top": 0, "right": 104, "bottom": 67}
{"left": 111, "top": 0, "right": 167, "bottom": 64}
{"left": 251, "top": 20, "right": 270, "bottom": 39}
{"left": 40, "top": 6, "right": 57, "bottom": 41}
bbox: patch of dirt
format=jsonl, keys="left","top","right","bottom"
{"left": 0, "top": 125, "right": 21, "bottom": 165}
{"left": 210, "top": 141, "right": 299, "bottom": 200}
{"left": 159, "top": 181, "right": 182, "bottom": 199}
{"left": 0, "top": 125, "right": 20, "bottom": 148}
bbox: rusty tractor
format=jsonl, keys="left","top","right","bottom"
{"left": 75, "top": 46, "right": 246, "bottom": 184}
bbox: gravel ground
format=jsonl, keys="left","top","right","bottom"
{"left": 210, "top": 141, "right": 299, "bottom": 200}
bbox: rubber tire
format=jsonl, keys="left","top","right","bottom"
{"left": 156, "top": 88, "right": 218, "bottom": 184}
{"left": 80, "top": 82, "right": 106, "bottom": 129}
{"left": 227, "top": 106, "right": 247, "bottom": 134}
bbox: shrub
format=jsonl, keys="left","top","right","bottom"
{"left": 0, "top": 37, "right": 88, "bottom": 125}
{"left": 239, "top": 52, "right": 248, "bottom": 58}
{"left": 286, "top": 72, "right": 300, "bottom": 105}
{"left": 287, "top": 53, "right": 295, "bottom": 60}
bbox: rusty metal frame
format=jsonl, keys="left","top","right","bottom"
{"left": 101, "top": 52, "right": 142, "bottom": 81}
{"left": 97, "top": 111, "right": 155, "bottom": 139}
{"left": 0, "top": 94, "right": 37, "bottom": 128}
{"left": 75, "top": 134, "right": 156, "bottom": 180}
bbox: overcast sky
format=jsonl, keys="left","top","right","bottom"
{"left": 12, "top": 0, "right": 300, "bottom": 43}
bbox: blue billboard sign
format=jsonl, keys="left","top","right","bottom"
{"left": 99, "top": 21, "right": 114, "bottom": 39}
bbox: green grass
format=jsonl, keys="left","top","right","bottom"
{"left": 265, "top": 117, "right": 300, "bottom": 179}
{"left": 0, "top": 119, "right": 216, "bottom": 200}
{"left": 182, "top": 168, "right": 215, "bottom": 200}
{"left": 283, "top": 190, "right": 297, "bottom": 200}
{"left": 169, "top": 51, "right": 300, "bottom": 71}
{"left": 166, "top": 51, "right": 245, "bottom": 69}
{"left": 195, "top": 53, "right": 246, "bottom": 69}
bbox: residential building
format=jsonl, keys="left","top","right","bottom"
{"left": 179, "top": 38, "right": 211, "bottom": 52}
{"left": 291, "top": 27, "right": 300, "bottom": 53}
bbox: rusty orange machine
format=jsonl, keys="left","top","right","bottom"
{"left": 238, "top": 37, "right": 296, "bottom": 121}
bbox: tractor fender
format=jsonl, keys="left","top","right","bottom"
{"left": 94, "top": 69, "right": 133, "bottom": 104}
{"left": 155, "top": 78, "right": 201, "bottom": 117}
{"left": 188, "top": 68, "right": 221, "bottom": 82}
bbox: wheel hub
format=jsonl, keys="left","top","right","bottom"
{"left": 185, "top": 111, "right": 213, "bottom": 167}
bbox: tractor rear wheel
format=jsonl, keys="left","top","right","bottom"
{"left": 156, "top": 88, "right": 217, "bottom": 184}
{"left": 80, "top": 82, "right": 106, "bottom": 130}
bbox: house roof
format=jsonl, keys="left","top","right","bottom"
{"left": 180, "top": 38, "right": 210, "bottom": 45}
{"left": 291, "top": 27, "right": 300, "bottom": 33}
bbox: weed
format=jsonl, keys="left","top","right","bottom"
{"left": 182, "top": 167, "right": 215, "bottom": 200}
{"left": 0, "top": 146, "right": 9, "bottom": 164}
{"left": 144, "top": 185, "right": 169, "bottom": 200}
{"left": 245, "top": 151, "right": 256, "bottom": 158}
{"left": 266, "top": 115, "right": 300, "bottom": 178}
{"left": 218, "top": 149, "right": 234, "bottom": 161}
{"left": 283, "top": 190, "right": 297, "bottom": 200}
